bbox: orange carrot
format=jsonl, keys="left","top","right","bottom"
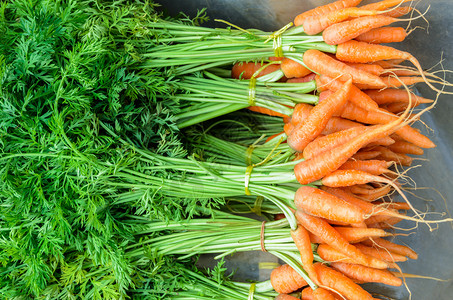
{"left": 231, "top": 62, "right": 281, "bottom": 79}
{"left": 388, "top": 140, "right": 424, "bottom": 155}
{"left": 368, "top": 216, "right": 404, "bottom": 229}
{"left": 362, "top": 237, "right": 418, "bottom": 259}
{"left": 381, "top": 102, "right": 410, "bottom": 114}
{"left": 296, "top": 211, "right": 370, "bottom": 266}
{"left": 294, "top": 186, "right": 365, "bottom": 224}
{"left": 335, "top": 40, "right": 443, "bottom": 93}
{"left": 287, "top": 73, "right": 316, "bottom": 83}
{"left": 316, "top": 244, "right": 389, "bottom": 269}
{"left": 291, "top": 225, "right": 318, "bottom": 283}
{"left": 323, "top": 117, "right": 367, "bottom": 134}
{"left": 356, "top": 243, "right": 409, "bottom": 262}
{"left": 360, "top": 0, "right": 412, "bottom": 11}
{"left": 289, "top": 103, "right": 313, "bottom": 127}
{"left": 305, "top": 50, "right": 385, "bottom": 87}
{"left": 323, "top": 15, "right": 398, "bottom": 45}
{"left": 330, "top": 262, "right": 402, "bottom": 286}
{"left": 303, "top": 7, "right": 379, "bottom": 35}
{"left": 382, "top": 6, "right": 413, "bottom": 18}
{"left": 247, "top": 106, "right": 290, "bottom": 119}
{"left": 364, "top": 214, "right": 395, "bottom": 225}
{"left": 345, "top": 62, "right": 385, "bottom": 76}
{"left": 287, "top": 78, "right": 352, "bottom": 152}
{"left": 301, "top": 287, "right": 339, "bottom": 300}
{"left": 373, "top": 145, "right": 413, "bottom": 166}
{"left": 351, "top": 150, "right": 381, "bottom": 160}
{"left": 294, "top": 0, "right": 364, "bottom": 26}
{"left": 373, "top": 59, "right": 405, "bottom": 68}
{"left": 316, "top": 74, "right": 379, "bottom": 111}
{"left": 281, "top": 58, "right": 312, "bottom": 78}
{"left": 313, "top": 262, "right": 375, "bottom": 300}
{"left": 348, "top": 184, "right": 393, "bottom": 200}
{"left": 271, "top": 264, "right": 308, "bottom": 294}
{"left": 338, "top": 159, "right": 393, "bottom": 175}
{"left": 276, "top": 294, "right": 301, "bottom": 300}
{"left": 334, "top": 226, "right": 392, "bottom": 243}
{"left": 355, "top": 27, "right": 407, "bottom": 44}
{"left": 321, "top": 169, "right": 395, "bottom": 188}
{"left": 339, "top": 102, "right": 436, "bottom": 148}
{"left": 355, "top": 75, "right": 426, "bottom": 89}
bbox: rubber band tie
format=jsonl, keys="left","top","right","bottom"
{"left": 260, "top": 221, "right": 267, "bottom": 252}
{"left": 264, "top": 22, "right": 293, "bottom": 58}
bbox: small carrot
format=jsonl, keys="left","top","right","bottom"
{"left": 368, "top": 216, "right": 405, "bottom": 229}
{"left": 355, "top": 75, "right": 427, "bottom": 89}
{"left": 356, "top": 243, "right": 409, "bottom": 262}
{"left": 360, "top": 0, "right": 412, "bottom": 11}
{"left": 296, "top": 211, "right": 371, "bottom": 266}
{"left": 276, "top": 294, "right": 301, "bottom": 300}
{"left": 289, "top": 103, "right": 313, "bottom": 127}
{"left": 373, "top": 59, "right": 405, "bottom": 68}
{"left": 247, "top": 106, "right": 290, "bottom": 119}
{"left": 231, "top": 61, "right": 281, "bottom": 79}
{"left": 316, "top": 74, "right": 379, "bottom": 111}
{"left": 294, "top": 0, "right": 363, "bottom": 26}
{"left": 294, "top": 186, "right": 365, "bottom": 224}
{"left": 330, "top": 262, "right": 403, "bottom": 286}
{"left": 305, "top": 50, "right": 385, "bottom": 87}
{"left": 291, "top": 225, "right": 318, "bottom": 283}
{"left": 323, "top": 116, "right": 367, "bottom": 134}
{"left": 321, "top": 169, "right": 396, "bottom": 188}
{"left": 281, "top": 58, "right": 312, "bottom": 78}
{"left": 287, "top": 73, "right": 316, "bottom": 83}
{"left": 373, "top": 145, "right": 413, "bottom": 166}
{"left": 287, "top": 78, "right": 352, "bottom": 152}
{"left": 271, "top": 264, "right": 308, "bottom": 294}
{"left": 381, "top": 102, "right": 411, "bottom": 114}
{"left": 382, "top": 6, "right": 413, "bottom": 18}
{"left": 362, "top": 237, "right": 418, "bottom": 259}
{"left": 338, "top": 159, "right": 393, "bottom": 175}
{"left": 355, "top": 27, "right": 407, "bottom": 44}
{"left": 303, "top": 7, "right": 380, "bottom": 35}
{"left": 323, "top": 15, "right": 398, "bottom": 45}
{"left": 345, "top": 62, "right": 385, "bottom": 76}
{"left": 339, "top": 102, "right": 435, "bottom": 148}
{"left": 334, "top": 226, "right": 393, "bottom": 243}
{"left": 335, "top": 40, "right": 446, "bottom": 93}
{"left": 364, "top": 214, "right": 395, "bottom": 226}
{"left": 351, "top": 150, "right": 381, "bottom": 160}
{"left": 348, "top": 184, "right": 393, "bottom": 200}
{"left": 388, "top": 140, "right": 424, "bottom": 155}
{"left": 313, "top": 262, "right": 375, "bottom": 300}
{"left": 301, "top": 287, "right": 339, "bottom": 300}
{"left": 316, "top": 243, "right": 389, "bottom": 269}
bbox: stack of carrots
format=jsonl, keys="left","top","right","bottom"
{"left": 230, "top": 0, "right": 449, "bottom": 299}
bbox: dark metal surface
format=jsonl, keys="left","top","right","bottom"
{"left": 155, "top": 1, "right": 453, "bottom": 299}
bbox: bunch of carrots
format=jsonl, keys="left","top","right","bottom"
{"left": 229, "top": 0, "right": 451, "bottom": 299}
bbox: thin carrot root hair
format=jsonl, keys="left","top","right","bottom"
{"left": 390, "top": 272, "right": 453, "bottom": 282}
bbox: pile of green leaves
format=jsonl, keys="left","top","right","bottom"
{"left": 0, "top": 0, "right": 221, "bottom": 298}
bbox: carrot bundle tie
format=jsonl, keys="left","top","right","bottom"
{"left": 244, "top": 165, "right": 254, "bottom": 195}
{"left": 251, "top": 196, "right": 265, "bottom": 216}
{"left": 261, "top": 221, "right": 268, "bottom": 252}
{"left": 264, "top": 22, "right": 294, "bottom": 57}
{"left": 248, "top": 77, "right": 257, "bottom": 106}
{"left": 248, "top": 282, "right": 256, "bottom": 300}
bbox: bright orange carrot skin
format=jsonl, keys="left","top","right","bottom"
{"left": 271, "top": 264, "right": 308, "bottom": 294}
{"left": 356, "top": 243, "right": 409, "bottom": 262}
{"left": 355, "top": 76, "right": 426, "bottom": 89}
{"left": 355, "top": 27, "right": 407, "bottom": 44}
{"left": 291, "top": 225, "right": 318, "bottom": 283}
{"left": 362, "top": 237, "right": 418, "bottom": 259}
{"left": 334, "top": 226, "right": 391, "bottom": 243}
{"left": 345, "top": 62, "right": 385, "bottom": 76}
{"left": 287, "top": 78, "right": 352, "bottom": 152}
{"left": 330, "top": 262, "right": 403, "bottom": 286}
{"left": 294, "top": 186, "right": 365, "bottom": 224}
{"left": 388, "top": 140, "right": 424, "bottom": 155}
{"left": 294, "top": 0, "right": 363, "bottom": 26}
{"left": 281, "top": 58, "right": 312, "bottom": 78}
{"left": 287, "top": 73, "right": 316, "bottom": 83}
{"left": 247, "top": 106, "right": 290, "bottom": 119}
{"left": 382, "top": 6, "right": 412, "bottom": 18}
{"left": 352, "top": 150, "right": 381, "bottom": 160}
{"left": 303, "top": 7, "right": 378, "bottom": 35}
{"left": 323, "top": 15, "right": 397, "bottom": 45}
{"left": 373, "top": 145, "right": 413, "bottom": 166}
{"left": 360, "top": 0, "right": 412, "bottom": 11}
{"left": 302, "top": 287, "right": 339, "bottom": 300}
{"left": 338, "top": 159, "right": 392, "bottom": 175}
{"left": 275, "top": 294, "right": 301, "bottom": 300}
{"left": 295, "top": 211, "right": 370, "bottom": 266}
{"left": 313, "top": 262, "right": 374, "bottom": 300}
{"left": 339, "top": 102, "right": 436, "bottom": 148}
{"left": 231, "top": 62, "right": 281, "bottom": 79}
{"left": 336, "top": 40, "right": 412, "bottom": 63}
{"left": 305, "top": 50, "right": 385, "bottom": 87}
{"left": 317, "top": 244, "right": 389, "bottom": 269}
{"left": 321, "top": 169, "right": 387, "bottom": 187}
{"left": 316, "top": 74, "right": 379, "bottom": 111}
